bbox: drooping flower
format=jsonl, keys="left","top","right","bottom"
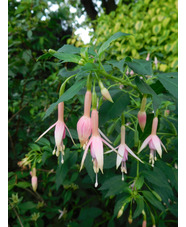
{"left": 77, "top": 90, "right": 92, "bottom": 149}
{"left": 138, "top": 117, "right": 167, "bottom": 167}
{"left": 80, "top": 108, "right": 117, "bottom": 187}
{"left": 137, "top": 96, "right": 147, "bottom": 132}
{"left": 116, "top": 125, "right": 142, "bottom": 181}
{"left": 30, "top": 167, "right": 37, "bottom": 192}
{"left": 35, "top": 102, "right": 75, "bottom": 164}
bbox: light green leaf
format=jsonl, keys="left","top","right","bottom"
{"left": 98, "top": 32, "right": 130, "bottom": 56}
{"left": 57, "top": 44, "right": 80, "bottom": 54}
{"left": 153, "top": 24, "right": 161, "bottom": 35}
{"left": 16, "top": 182, "right": 31, "bottom": 189}
{"left": 43, "top": 79, "right": 86, "bottom": 120}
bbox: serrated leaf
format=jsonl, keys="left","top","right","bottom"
{"left": 43, "top": 79, "right": 86, "bottom": 120}
{"left": 126, "top": 59, "right": 153, "bottom": 76}
{"left": 99, "top": 91, "right": 130, "bottom": 125}
{"left": 156, "top": 72, "right": 178, "bottom": 99}
{"left": 133, "top": 196, "right": 144, "bottom": 218}
{"left": 98, "top": 32, "right": 130, "bottom": 56}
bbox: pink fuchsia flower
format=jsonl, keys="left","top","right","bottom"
{"left": 80, "top": 109, "right": 117, "bottom": 187}
{"left": 142, "top": 220, "right": 147, "bottom": 227}
{"left": 138, "top": 117, "right": 167, "bottom": 167}
{"left": 77, "top": 90, "right": 92, "bottom": 149}
{"left": 130, "top": 70, "right": 134, "bottom": 76}
{"left": 154, "top": 56, "right": 158, "bottom": 69}
{"left": 35, "top": 102, "right": 75, "bottom": 164}
{"left": 30, "top": 167, "right": 37, "bottom": 192}
{"left": 116, "top": 125, "right": 143, "bottom": 181}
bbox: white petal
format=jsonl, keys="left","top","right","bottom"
{"left": 152, "top": 135, "right": 162, "bottom": 157}
{"left": 35, "top": 122, "right": 57, "bottom": 142}
{"left": 160, "top": 140, "right": 167, "bottom": 153}
{"left": 138, "top": 135, "right": 152, "bottom": 153}
{"left": 80, "top": 138, "right": 92, "bottom": 171}
{"left": 94, "top": 137, "right": 104, "bottom": 173}
{"left": 116, "top": 144, "right": 125, "bottom": 169}
{"left": 126, "top": 145, "right": 143, "bottom": 163}
{"left": 98, "top": 128, "right": 112, "bottom": 144}
{"left": 65, "top": 124, "right": 77, "bottom": 146}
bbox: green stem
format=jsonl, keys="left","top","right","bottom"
{"left": 136, "top": 160, "right": 139, "bottom": 178}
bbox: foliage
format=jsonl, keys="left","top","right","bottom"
{"left": 8, "top": 1, "right": 178, "bottom": 227}
{"left": 86, "top": 0, "right": 178, "bottom": 72}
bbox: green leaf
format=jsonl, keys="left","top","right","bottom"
{"left": 107, "top": 59, "right": 125, "bottom": 73}
{"left": 78, "top": 207, "right": 102, "bottom": 220}
{"left": 8, "top": 172, "right": 15, "bottom": 179}
{"left": 152, "top": 24, "right": 161, "bottom": 35}
{"left": 135, "top": 176, "right": 144, "bottom": 190}
{"left": 52, "top": 52, "right": 81, "bottom": 63}
{"left": 142, "top": 190, "right": 165, "bottom": 211}
{"left": 16, "top": 182, "right": 31, "bottom": 189}
{"left": 135, "top": 21, "right": 144, "bottom": 31}
{"left": 43, "top": 79, "right": 86, "bottom": 120}
{"left": 57, "top": 44, "right": 80, "bottom": 54}
{"left": 98, "top": 32, "right": 130, "bottom": 56}
{"left": 126, "top": 59, "right": 153, "bottom": 76}
{"left": 151, "top": 190, "right": 162, "bottom": 201}
{"left": 156, "top": 72, "right": 178, "bottom": 99}
{"left": 99, "top": 91, "right": 130, "bottom": 125}
{"left": 84, "top": 152, "right": 94, "bottom": 183}
{"left": 133, "top": 196, "right": 144, "bottom": 218}
{"left": 29, "top": 143, "right": 41, "bottom": 151}
{"left": 19, "top": 202, "right": 36, "bottom": 210}
{"left": 135, "top": 77, "right": 161, "bottom": 112}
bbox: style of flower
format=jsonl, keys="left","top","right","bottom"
{"left": 35, "top": 102, "right": 75, "bottom": 164}
{"left": 116, "top": 125, "right": 142, "bottom": 181}
{"left": 138, "top": 117, "right": 167, "bottom": 167}
{"left": 80, "top": 109, "right": 117, "bottom": 187}
{"left": 77, "top": 90, "right": 92, "bottom": 149}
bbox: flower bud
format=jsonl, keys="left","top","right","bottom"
{"left": 146, "top": 53, "right": 150, "bottom": 61}
{"left": 164, "top": 109, "right": 170, "bottom": 117}
{"left": 138, "top": 111, "right": 146, "bottom": 132}
{"left": 130, "top": 70, "right": 134, "bottom": 76}
{"left": 32, "top": 176, "right": 38, "bottom": 192}
{"left": 128, "top": 215, "right": 133, "bottom": 224}
{"left": 98, "top": 80, "right": 113, "bottom": 103}
{"left": 117, "top": 204, "right": 125, "bottom": 218}
{"left": 48, "top": 49, "right": 56, "bottom": 54}
{"left": 142, "top": 220, "right": 147, "bottom": 227}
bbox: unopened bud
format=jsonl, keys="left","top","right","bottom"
{"left": 48, "top": 49, "right": 56, "bottom": 54}
{"left": 32, "top": 176, "right": 38, "bottom": 192}
{"left": 128, "top": 215, "right": 133, "bottom": 224}
{"left": 142, "top": 220, "right": 147, "bottom": 227}
{"left": 130, "top": 70, "right": 134, "bottom": 76}
{"left": 164, "top": 109, "right": 170, "bottom": 117}
{"left": 146, "top": 53, "right": 150, "bottom": 61}
{"left": 98, "top": 80, "right": 113, "bottom": 103}
{"left": 117, "top": 204, "right": 125, "bottom": 218}
{"left": 78, "top": 58, "right": 85, "bottom": 65}
{"left": 138, "top": 111, "right": 146, "bottom": 132}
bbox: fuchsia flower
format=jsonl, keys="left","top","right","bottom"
{"left": 80, "top": 109, "right": 117, "bottom": 187}
{"left": 138, "top": 117, "right": 167, "bottom": 167}
{"left": 77, "top": 90, "right": 92, "bottom": 149}
{"left": 116, "top": 125, "right": 142, "bottom": 181}
{"left": 35, "top": 102, "right": 75, "bottom": 164}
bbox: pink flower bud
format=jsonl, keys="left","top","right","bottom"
{"left": 164, "top": 109, "right": 170, "bottom": 117}
{"left": 128, "top": 216, "right": 133, "bottom": 224}
{"left": 146, "top": 53, "right": 150, "bottom": 61}
{"left": 31, "top": 176, "right": 38, "bottom": 192}
{"left": 130, "top": 70, "right": 134, "bottom": 76}
{"left": 138, "top": 111, "right": 146, "bottom": 132}
{"left": 142, "top": 220, "right": 147, "bottom": 227}
{"left": 77, "top": 116, "right": 91, "bottom": 148}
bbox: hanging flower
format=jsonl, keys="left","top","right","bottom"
{"left": 77, "top": 90, "right": 92, "bottom": 149}
{"left": 146, "top": 53, "right": 150, "bottom": 61}
{"left": 116, "top": 125, "right": 142, "bottom": 181}
{"left": 138, "top": 117, "right": 167, "bottom": 167}
{"left": 80, "top": 108, "right": 118, "bottom": 187}
{"left": 35, "top": 102, "right": 75, "bottom": 164}
{"left": 137, "top": 96, "right": 147, "bottom": 132}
